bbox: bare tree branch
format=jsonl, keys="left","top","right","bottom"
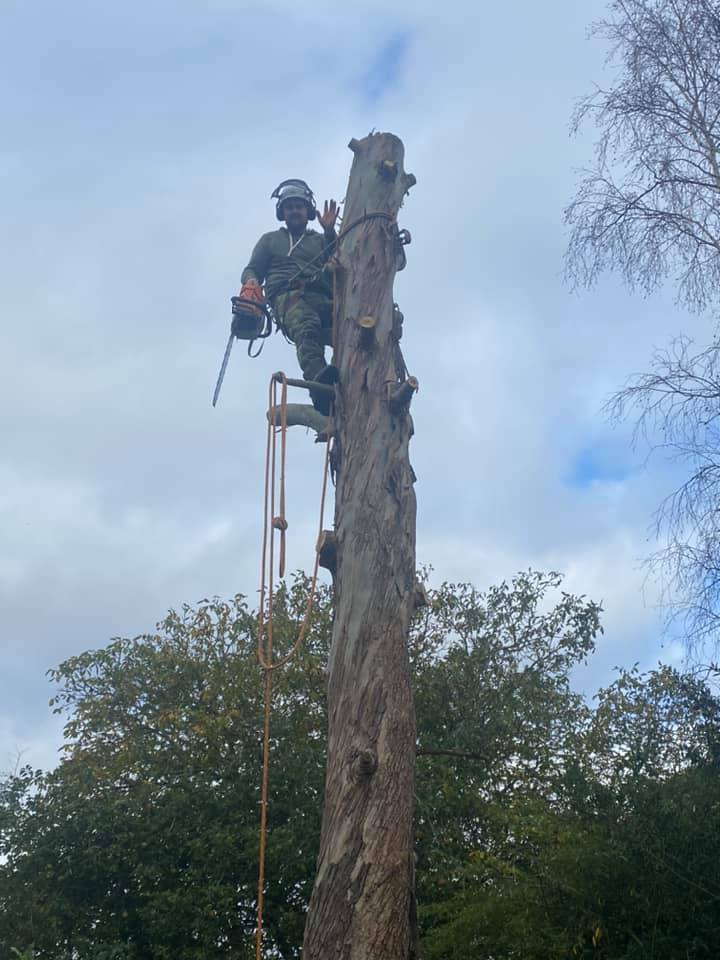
{"left": 568, "top": 1, "right": 720, "bottom": 652}
{"left": 607, "top": 335, "right": 720, "bottom": 651}
{"left": 565, "top": 0, "right": 720, "bottom": 312}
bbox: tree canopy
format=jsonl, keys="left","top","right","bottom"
{"left": 2, "top": 572, "right": 718, "bottom": 959}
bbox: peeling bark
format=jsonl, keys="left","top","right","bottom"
{"left": 302, "top": 132, "right": 417, "bottom": 959}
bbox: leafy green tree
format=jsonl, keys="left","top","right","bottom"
{"left": 418, "top": 660, "right": 720, "bottom": 960}
{"left": 2, "top": 571, "right": 719, "bottom": 959}
{"left": 411, "top": 572, "right": 600, "bottom": 947}
{"left": 0, "top": 581, "right": 332, "bottom": 960}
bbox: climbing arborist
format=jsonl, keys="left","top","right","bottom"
{"left": 236, "top": 179, "right": 340, "bottom": 415}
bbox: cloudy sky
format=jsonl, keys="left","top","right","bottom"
{"left": 1, "top": 0, "right": 711, "bottom": 772}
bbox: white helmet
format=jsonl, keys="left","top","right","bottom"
{"left": 271, "top": 179, "right": 317, "bottom": 221}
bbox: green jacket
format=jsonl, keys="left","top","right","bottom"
{"left": 241, "top": 227, "right": 336, "bottom": 302}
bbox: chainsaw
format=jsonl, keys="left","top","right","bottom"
{"left": 212, "top": 285, "right": 273, "bottom": 407}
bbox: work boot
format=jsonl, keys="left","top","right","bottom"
{"left": 307, "top": 364, "right": 339, "bottom": 416}
{"left": 316, "top": 364, "right": 340, "bottom": 385}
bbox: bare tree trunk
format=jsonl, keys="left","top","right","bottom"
{"left": 302, "top": 133, "right": 418, "bottom": 959}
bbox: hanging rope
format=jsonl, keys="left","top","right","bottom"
{"left": 254, "top": 372, "right": 333, "bottom": 960}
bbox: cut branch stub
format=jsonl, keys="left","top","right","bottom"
{"left": 316, "top": 529, "right": 337, "bottom": 577}
{"left": 356, "top": 315, "right": 377, "bottom": 349}
{"left": 389, "top": 376, "right": 419, "bottom": 413}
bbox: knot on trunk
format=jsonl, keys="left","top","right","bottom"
{"left": 351, "top": 748, "right": 378, "bottom": 781}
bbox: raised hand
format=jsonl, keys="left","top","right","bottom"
{"left": 317, "top": 199, "right": 340, "bottom": 233}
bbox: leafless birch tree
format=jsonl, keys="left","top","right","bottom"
{"left": 607, "top": 335, "right": 720, "bottom": 652}
{"left": 566, "top": 0, "right": 720, "bottom": 652}
{"left": 565, "top": 0, "right": 720, "bottom": 311}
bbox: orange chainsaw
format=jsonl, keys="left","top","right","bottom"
{"left": 212, "top": 281, "right": 272, "bottom": 407}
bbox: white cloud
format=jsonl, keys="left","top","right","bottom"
{"left": 1, "top": 0, "right": 711, "bottom": 769}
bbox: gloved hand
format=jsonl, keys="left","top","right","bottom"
{"left": 235, "top": 279, "right": 265, "bottom": 311}
{"left": 231, "top": 280, "right": 266, "bottom": 338}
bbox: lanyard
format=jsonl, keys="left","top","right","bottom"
{"left": 287, "top": 230, "right": 305, "bottom": 256}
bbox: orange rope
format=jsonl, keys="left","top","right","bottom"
{"left": 254, "top": 369, "right": 333, "bottom": 959}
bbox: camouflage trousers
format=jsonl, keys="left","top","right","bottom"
{"left": 273, "top": 289, "right": 333, "bottom": 380}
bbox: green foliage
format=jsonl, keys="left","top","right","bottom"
{"left": 417, "top": 653, "right": 720, "bottom": 960}
{"left": 1, "top": 571, "right": 718, "bottom": 959}
{"left": 0, "top": 582, "right": 332, "bottom": 960}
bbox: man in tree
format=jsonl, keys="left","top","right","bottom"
{"left": 236, "top": 179, "right": 340, "bottom": 414}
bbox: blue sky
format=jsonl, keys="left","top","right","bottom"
{"left": 566, "top": 445, "right": 634, "bottom": 489}
{"left": 1, "top": 0, "right": 712, "bottom": 770}
{"left": 360, "top": 31, "right": 411, "bottom": 102}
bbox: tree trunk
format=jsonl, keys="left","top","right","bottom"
{"left": 302, "top": 133, "right": 418, "bottom": 959}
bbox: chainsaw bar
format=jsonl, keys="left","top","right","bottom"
{"left": 212, "top": 332, "right": 235, "bottom": 407}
